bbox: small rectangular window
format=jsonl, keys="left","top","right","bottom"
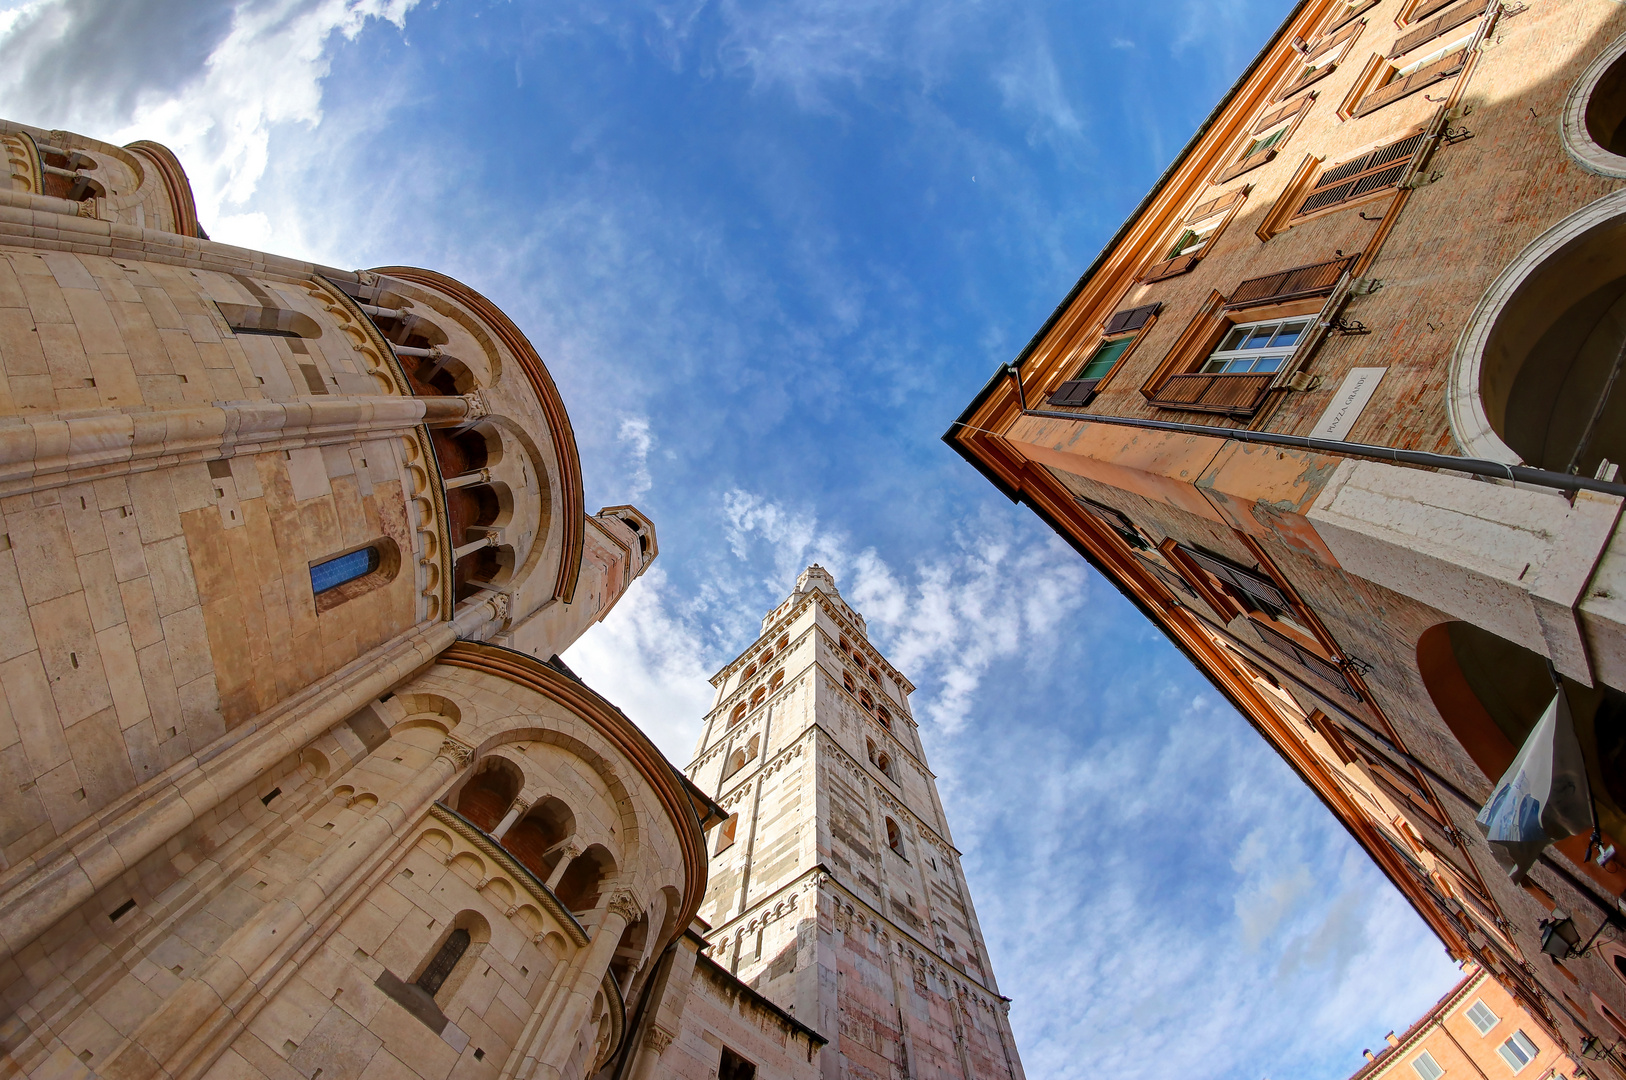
{"left": 1412, "top": 1050, "right": 1445, "bottom": 1080}
{"left": 1465, "top": 999, "right": 1498, "bottom": 1035}
{"left": 1497, "top": 1032, "right": 1538, "bottom": 1072}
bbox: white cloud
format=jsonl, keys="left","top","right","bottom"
{"left": 618, "top": 416, "right": 656, "bottom": 500}
{"left": 559, "top": 567, "right": 717, "bottom": 764}
{"left": 0, "top": 0, "right": 418, "bottom": 253}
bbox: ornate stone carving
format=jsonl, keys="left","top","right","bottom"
{"left": 643, "top": 1026, "right": 675, "bottom": 1055}
{"left": 438, "top": 739, "right": 475, "bottom": 768}
{"left": 563, "top": 841, "right": 584, "bottom": 860}
{"left": 462, "top": 390, "right": 491, "bottom": 419}
{"left": 606, "top": 890, "right": 642, "bottom": 922}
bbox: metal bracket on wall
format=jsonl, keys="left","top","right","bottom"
{"left": 1443, "top": 126, "right": 1474, "bottom": 144}
{"left": 1329, "top": 315, "right": 1370, "bottom": 336}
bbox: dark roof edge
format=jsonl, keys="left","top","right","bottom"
{"left": 942, "top": 0, "right": 1316, "bottom": 440}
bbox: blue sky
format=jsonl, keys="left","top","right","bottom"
{"left": 0, "top": 0, "right": 1462, "bottom": 1075}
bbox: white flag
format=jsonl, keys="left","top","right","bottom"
{"left": 1475, "top": 689, "right": 1593, "bottom": 881}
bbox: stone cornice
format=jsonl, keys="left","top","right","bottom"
{"left": 428, "top": 801, "right": 590, "bottom": 946}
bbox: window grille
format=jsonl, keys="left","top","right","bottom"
{"left": 416, "top": 929, "right": 470, "bottom": 997}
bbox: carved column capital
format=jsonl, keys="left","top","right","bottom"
{"left": 462, "top": 390, "right": 491, "bottom": 419}
{"left": 643, "top": 1026, "right": 675, "bottom": 1055}
{"left": 437, "top": 739, "right": 475, "bottom": 769}
{"left": 606, "top": 889, "right": 641, "bottom": 922}
{"left": 562, "top": 841, "right": 583, "bottom": 859}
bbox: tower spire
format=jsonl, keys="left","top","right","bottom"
{"left": 687, "top": 570, "right": 1026, "bottom": 1080}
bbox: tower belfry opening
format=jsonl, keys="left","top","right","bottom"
{"left": 687, "top": 566, "right": 1026, "bottom": 1080}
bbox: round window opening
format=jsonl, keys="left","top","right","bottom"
{"left": 1474, "top": 209, "right": 1626, "bottom": 475}
{"left": 1564, "top": 31, "right": 1626, "bottom": 177}
{"left": 1588, "top": 54, "right": 1626, "bottom": 157}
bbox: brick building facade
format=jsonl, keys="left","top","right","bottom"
{"left": 947, "top": 0, "right": 1626, "bottom": 1066}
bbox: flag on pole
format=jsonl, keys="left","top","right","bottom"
{"left": 1475, "top": 688, "right": 1593, "bottom": 881}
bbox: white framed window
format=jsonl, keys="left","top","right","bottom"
{"left": 1497, "top": 1031, "right": 1539, "bottom": 1073}
{"left": 1413, "top": 1050, "right": 1445, "bottom": 1080}
{"left": 1465, "top": 999, "right": 1498, "bottom": 1036}
{"left": 1396, "top": 31, "right": 1474, "bottom": 76}
{"left": 1201, "top": 316, "right": 1312, "bottom": 374}
{"left": 1169, "top": 215, "right": 1224, "bottom": 259}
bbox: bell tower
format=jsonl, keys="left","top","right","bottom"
{"left": 686, "top": 567, "right": 1025, "bottom": 1080}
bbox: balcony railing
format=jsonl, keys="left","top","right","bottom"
{"left": 1144, "top": 372, "right": 1275, "bottom": 415}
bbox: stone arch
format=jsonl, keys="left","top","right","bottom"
{"left": 1564, "top": 29, "right": 1626, "bottom": 178}
{"left": 395, "top": 693, "right": 463, "bottom": 730}
{"left": 475, "top": 724, "right": 641, "bottom": 861}
{"left": 454, "top": 756, "right": 523, "bottom": 831}
{"left": 503, "top": 795, "right": 576, "bottom": 881}
{"left": 556, "top": 844, "right": 617, "bottom": 914}
{"left": 721, "top": 748, "right": 748, "bottom": 783}
{"left": 1451, "top": 186, "right": 1626, "bottom": 471}
{"left": 372, "top": 266, "right": 585, "bottom": 606}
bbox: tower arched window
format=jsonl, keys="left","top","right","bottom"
{"left": 843, "top": 672, "right": 856, "bottom": 693}
{"left": 729, "top": 703, "right": 747, "bottom": 727}
{"left": 770, "top": 670, "right": 784, "bottom": 692}
{"left": 876, "top": 751, "right": 893, "bottom": 781}
{"left": 750, "top": 687, "right": 766, "bottom": 710}
{"left": 877, "top": 706, "right": 892, "bottom": 730}
{"left": 868, "top": 666, "right": 880, "bottom": 684}
{"left": 716, "top": 813, "right": 739, "bottom": 855}
{"left": 886, "top": 817, "right": 904, "bottom": 857}
{"left": 722, "top": 748, "right": 748, "bottom": 781}
{"left": 839, "top": 636, "right": 850, "bottom": 652}
{"left": 777, "top": 634, "right": 789, "bottom": 650}
{"left": 760, "top": 648, "right": 773, "bottom": 664}
{"left": 867, "top": 738, "right": 879, "bottom": 765}
{"left": 859, "top": 690, "right": 874, "bottom": 711}
{"left": 743, "top": 663, "right": 757, "bottom": 682}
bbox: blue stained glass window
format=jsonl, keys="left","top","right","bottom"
{"left": 311, "top": 547, "right": 380, "bottom": 594}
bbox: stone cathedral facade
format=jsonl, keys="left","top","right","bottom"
{"left": 0, "top": 118, "right": 1021, "bottom": 1080}
{"left": 684, "top": 568, "right": 1024, "bottom": 1080}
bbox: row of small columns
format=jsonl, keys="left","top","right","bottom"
{"left": 488, "top": 798, "right": 587, "bottom": 892}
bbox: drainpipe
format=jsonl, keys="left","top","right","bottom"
{"left": 995, "top": 366, "right": 1626, "bottom": 500}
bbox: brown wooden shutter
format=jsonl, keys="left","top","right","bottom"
{"left": 1323, "top": 0, "right": 1378, "bottom": 34}
{"left": 1180, "top": 545, "right": 1294, "bottom": 613}
{"left": 1102, "top": 302, "right": 1161, "bottom": 334}
{"left": 1048, "top": 379, "right": 1100, "bottom": 406}
{"left": 1388, "top": 0, "right": 1488, "bottom": 56}
{"left": 1145, "top": 372, "right": 1275, "bottom": 414}
{"left": 1250, "top": 620, "right": 1363, "bottom": 699}
{"left": 1352, "top": 48, "right": 1467, "bottom": 116}
{"left": 1294, "top": 131, "right": 1429, "bottom": 216}
{"left": 1407, "top": 0, "right": 1460, "bottom": 22}
{"left": 1140, "top": 253, "right": 1201, "bottom": 283}
{"left": 1250, "top": 93, "right": 1315, "bottom": 135}
{"left": 1224, "top": 254, "right": 1358, "bottom": 308}
{"left": 1216, "top": 147, "right": 1277, "bottom": 183}
{"left": 1185, "top": 188, "right": 1246, "bottom": 223}
{"left": 1276, "top": 60, "right": 1339, "bottom": 100}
